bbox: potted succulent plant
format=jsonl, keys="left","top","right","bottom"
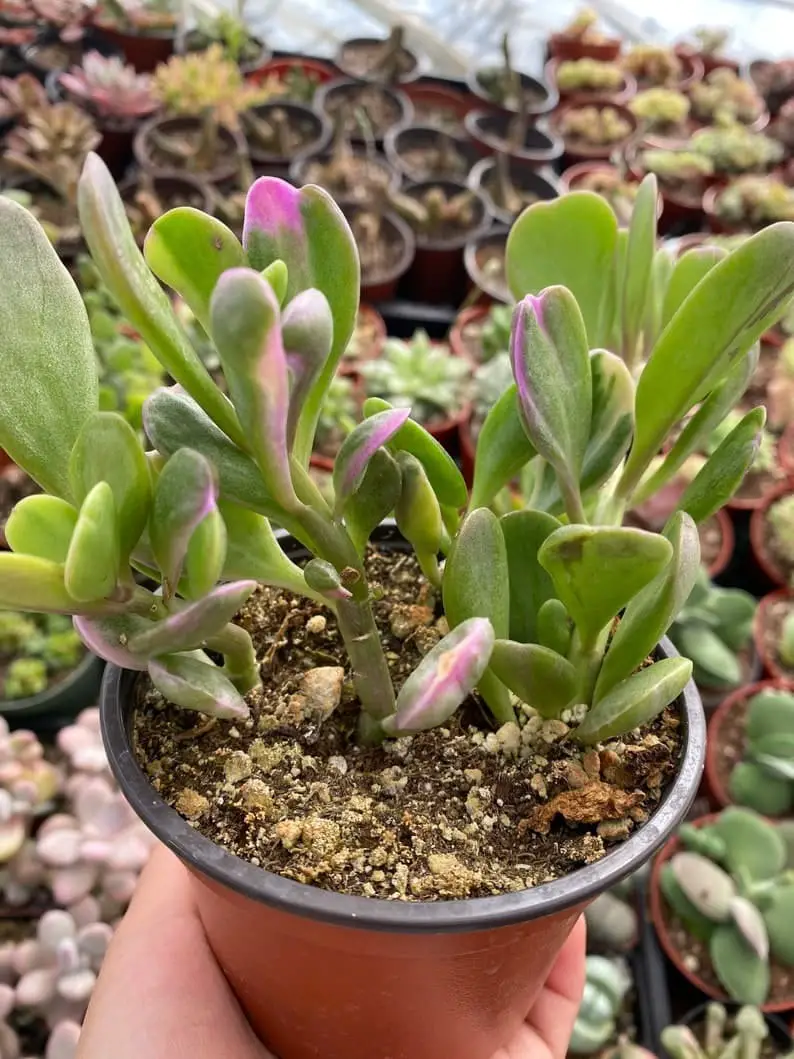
{"left": 58, "top": 50, "right": 157, "bottom": 176}
{"left": 668, "top": 568, "right": 759, "bottom": 710}
{"left": 386, "top": 180, "right": 491, "bottom": 304}
{"left": 569, "top": 955, "right": 635, "bottom": 1055}
{"left": 622, "top": 44, "right": 702, "bottom": 92}
{"left": 183, "top": 4, "right": 269, "bottom": 77}
{"left": 384, "top": 124, "right": 478, "bottom": 184}
{"left": 316, "top": 78, "right": 412, "bottom": 145}
{"left": 0, "top": 157, "right": 790, "bottom": 1059}
{"left": 679, "top": 27, "right": 740, "bottom": 75}
{"left": 339, "top": 202, "right": 416, "bottom": 302}
{"left": 705, "top": 684, "right": 794, "bottom": 815}
{"left": 551, "top": 101, "right": 637, "bottom": 164}
{"left": 469, "top": 154, "right": 561, "bottom": 226}
{"left": 401, "top": 81, "right": 475, "bottom": 136}
{"left": 92, "top": 0, "right": 177, "bottom": 72}
{"left": 250, "top": 56, "right": 334, "bottom": 105}
{"left": 750, "top": 485, "right": 794, "bottom": 588}
{"left": 629, "top": 88, "right": 692, "bottom": 147}
{"left": 634, "top": 147, "right": 715, "bottom": 227}
{"left": 242, "top": 101, "right": 331, "bottom": 179}
{"left": 465, "top": 106, "right": 564, "bottom": 168}
{"left": 754, "top": 590, "right": 794, "bottom": 683}
{"left": 549, "top": 57, "right": 635, "bottom": 105}
{"left": 690, "top": 124, "right": 784, "bottom": 178}
{"left": 470, "top": 32, "right": 557, "bottom": 116}
{"left": 704, "top": 176, "right": 794, "bottom": 233}
{"left": 662, "top": 1004, "right": 792, "bottom": 1059}
{"left": 20, "top": 0, "right": 95, "bottom": 77}
{"left": 291, "top": 122, "right": 400, "bottom": 209}
{"left": 0, "top": 610, "right": 103, "bottom": 727}
{"left": 463, "top": 229, "right": 510, "bottom": 304}
{"left": 359, "top": 330, "right": 472, "bottom": 449}
{"left": 450, "top": 301, "right": 513, "bottom": 367}
{"left": 548, "top": 8, "right": 622, "bottom": 64}
{"left": 749, "top": 60, "right": 794, "bottom": 118}
{"left": 703, "top": 411, "right": 786, "bottom": 510}
{"left": 690, "top": 68, "right": 767, "bottom": 129}
{"left": 118, "top": 170, "right": 212, "bottom": 245}
{"left": 335, "top": 26, "right": 421, "bottom": 85}
{"left": 561, "top": 163, "right": 640, "bottom": 226}
{"left": 650, "top": 808, "right": 794, "bottom": 1008}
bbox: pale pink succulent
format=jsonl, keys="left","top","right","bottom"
{"left": 0, "top": 720, "right": 61, "bottom": 866}
{"left": 59, "top": 52, "right": 156, "bottom": 121}
{"left": 56, "top": 709, "right": 107, "bottom": 778}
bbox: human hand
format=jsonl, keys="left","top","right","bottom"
{"left": 78, "top": 845, "right": 586, "bottom": 1059}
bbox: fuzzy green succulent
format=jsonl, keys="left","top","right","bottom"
{"left": 717, "top": 176, "right": 794, "bottom": 227}
{"left": 669, "top": 567, "right": 756, "bottom": 691}
{"left": 570, "top": 955, "right": 632, "bottom": 1055}
{"left": 729, "top": 688, "right": 794, "bottom": 817}
{"left": 690, "top": 125, "right": 783, "bottom": 176}
{"left": 690, "top": 68, "right": 764, "bottom": 125}
{"left": 766, "top": 494, "right": 794, "bottom": 569}
{"left": 641, "top": 148, "right": 714, "bottom": 185}
{"left": 5, "top": 658, "right": 48, "bottom": 699}
{"left": 630, "top": 87, "right": 690, "bottom": 129}
{"left": 479, "top": 304, "right": 513, "bottom": 363}
{"left": 0, "top": 612, "right": 83, "bottom": 700}
{"left": 662, "top": 1004, "right": 776, "bottom": 1059}
{"left": 663, "top": 808, "right": 794, "bottom": 1004}
{"left": 557, "top": 59, "right": 624, "bottom": 94}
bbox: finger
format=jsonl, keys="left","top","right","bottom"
{"left": 78, "top": 843, "right": 273, "bottom": 1059}
{"left": 520, "top": 915, "right": 588, "bottom": 1059}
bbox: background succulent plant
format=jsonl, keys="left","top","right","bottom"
{"left": 729, "top": 688, "right": 794, "bottom": 816}
{"left": 0, "top": 613, "right": 84, "bottom": 701}
{"left": 557, "top": 58, "right": 624, "bottom": 93}
{"left": 570, "top": 955, "right": 632, "bottom": 1055}
{"left": 663, "top": 1004, "right": 774, "bottom": 1059}
{"left": 60, "top": 52, "right": 156, "bottom": 122}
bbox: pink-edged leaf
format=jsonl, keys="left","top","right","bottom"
{"left": 281, "top": 289, "right": 334, "bottom": 448}
{"left": 382, "top": 617, "right": 495, "bottom": 735}
{"left": 332, "top": 408, "right": 410, "bottom": 516}
{"left": 73, "top": 614, "right": 154, "bottom": 670}
{"left": 242, "top": 177, "right": 359, "bottom": 467}
{"left": 149, "top": 448, "right": 218, "bottom": 596}
{"left": 147, "top": 655, "right": 249, "bottom": 720}
{"left": 209, "top": 268, "right": 298, "bottom": 512}
{"left": 127, "top": 580, "right": 256, "bottom": 656}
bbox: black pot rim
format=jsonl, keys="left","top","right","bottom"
{"left": 314, "top": 77, "right": 414, "bottom": 139}
{"left": 464, "top": 109, "right": 564, "bottom": 164}
{"left": 0, "top": 649, "right": 103, "bottom": 720}
{"left": 468, "top": 156, "right": 561, "bottom": 226}
{"left": 334, "top": 35, "right": 424, "bottom": 85}
{"left": 101, "top": 527, "right": 705, "bottom": 935}
{"left": 466, "top": 64, "right": 559, "bottom": 116}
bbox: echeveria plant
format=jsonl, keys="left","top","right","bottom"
{"left": 0, "top": 158, "right": 792, "bottom": 751}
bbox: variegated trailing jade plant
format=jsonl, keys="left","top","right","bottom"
{"left": 0, "top": 157, "right": 793, "bottom": 748}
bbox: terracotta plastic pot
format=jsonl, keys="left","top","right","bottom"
{"left": 706, "top": 506, "right": 735, "bottom": 580}
{"left": 468, "top": 157, "right": 561, "bottom": 226}
{"left": 335, "top": 34, "right": 423, "bottom": 85}
{"left": 754, "top": 590, "right": 794, "bottom": 682}
{"left": 248, "top": 56, "right": 335, "bottom": 93}
{"left": 92, "top": 18, "right": 174, "bottom": 72}
{"left": 750, "top": 482, "right": 794, "bottom": 588}
{"left": 133, "top": 115, "right": 247, "bottom": 186}
{"left": 337, "top": 203, "right": 416, "bottom": 303}
{"left": 315, "top": 78, "right": 413, "bottom": 146}
{"left": 547, "top": 33, "right": 621, "bottom": 64}
{"left": 1, "top": 651, "right": 104, "bottom": 736}
{"left": 467, "top": 64, "right": 558, "bottom": 117}
{"left": 384, "top": 123, "right": 480, "bottom": 185}
{"left": 464, "top": 110, "right": 564, "bottom": 169}
{"left": 545, "top": 58, "right": 637, "bottom": 106}
{"left": 399, "top": 178, "right": 492, "bottom": 305}
{"left": 101, "top": 525, "right": 705, "bottom": 1059}
{"left": 245, "top": 100, "right": 331, "bottom": 177}
{"left": 402, "top": 81, "right": 477, "bottom": 133}
{"left": 550, "top": 99, "right": 639, "bottom": 166}
{"left": 449, "top": 304, "right": 490, "bottom": 364}
{"left": 779, "top": 422, "right": 794, "bottom": 477}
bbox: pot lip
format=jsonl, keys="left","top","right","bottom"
{"left": 466, "top": 63, "right": 558, "bottom": 117}
{"left": 336, "top": 202, "right": 417, "bottom": 288}
{"left": 334, "top": 35, "right": 424, "bottom": 85}
{"left": 463, "top": 228, "right": 511, "bottom": 304}
{"left": 245, "top": 100, "right": 332, "bottom": 165}
{"left": 402, "top": 177, "right": 492, "bottom": 250}
{"left": 383, "top": 122, "right": 478, "bottom": 183}
{"left": 706, "top": 505, "right": 734, "bottom": 579}
{"left": 117, "top": 168, "right": 213, "bottom": 215}
{"left": 133, "top": 113, "right": 245, "bottom": 184}
{"left": 550, "top": 97, "right": 638, "bottom": 161}
{"left": 464, "top": 108, "right": 564, "bottom": 164}
{"left": 0, "top": 649, "right": 103, "bottom": 719}
{"left": 101, "top": 560, "right": 705, "bottom": 935}
{"left": 754, "top": 589, "right": 794, "bottom": 683}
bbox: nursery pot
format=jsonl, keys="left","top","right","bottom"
{"left": 334, "top": 34, "right": 423, "bottom": 85}
{"left": 449, "top": 304, "right": 491, "bottom": 364}
{"left": 251, "top": 56, "right": 335, "bottom": 94}
{"left": 245, "top": 101, "right": 331, "bottom": 177}
{"left": 315, "top": 78, "right": 413, "bottom": 146}
{"left": 338, "top": 203, "right": 416, "bottom": 302}
{"left": 547, "top": 32, "right": 621, "bottom": 64}
{"left": 468, "top": 156, "right": 561, "bottom": 226}
{"left": 399, "top": 178, "right": 492, "bottom": 305}
{"left": 467, "top": 64, "right": 558, "bottom": 117}
{"left": 118, "top": 172, "right": 213, "bottom": 244}
{"left": 92, "top": 17, "right": 174, "bottom": 72}
{"left": 20, "top": 26, "right": 116, "bottom": 78}
{"left": 754, "top": 590, "right": 794, "bottom": 683}
{"left": 463, "top": 229, "right": 511, "bottom": 305}
{"left": 704, "top": 507, "right": 735, "bottom": 580}
{"left": 1, "top": 651, "right": 104, "bottom": 735}
{"left": 133, "top": 114, "right": 247, "bottom": 187}
{"left": 650, "top": 812, "right": 794, "bottom": 1011}
{"left": 544, "top": 59, "right": 637, "bottom": 107}
{"left": 384, "top": 123, "right": 480, "bottom": 185}
{"left": 549, "top": 99, "right": 639, "bottom": 166}
{"left": 750, "top": 483, "right": 794, "bottom": 589}
{"left": 340, "top": 303, "right": 386, "bottom": 375}
{"left": 465, "top": 109, "right": 564, "bottom": 169}
{"left": 100, "top": 521, "right": 705, "bottom": 1059}
{"left": 290, "top": 147, "right": 400, "bottom": 209}
{"left": 402, "top": 81, "right": 477, "bottom": 135}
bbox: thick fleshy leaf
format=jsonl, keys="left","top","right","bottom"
{"left": 602, "top": 227, "right": 628, "bottom": 353}
{"left": 69, "top": 412, "right": 151, "bottom": 564}
{"left": 64, "top": 482, "right": 119, "bottom": 603}
{"left": 677, "top": 407, "right": 766, "bottom": 524}
{"left": 243, "top": 178, "right": 359, "bottom": 467}
{"left": 210, "top": 268, "right": 297, "bottom": 512}
{"left": 581, "top": 350, "right": 634, "bottom": 495}
{"left": 394, "top": 452, "right": 443, "bottom": 586}
{"left": 333, "top": 408, "right": 410, "bottom": 515}
{"left": 511, "top": 287, "right": 592, "bottom": 517}
{"left": 643, "top": 246, "right": 675, "bottom": 351}
{"left": 595, "top": 512, "right": 700, "bottom": 700}
{"left": 538, "top": 526, "right": 673, "bottom": 645}
{"left": 536, "top": 598, "right": 572, "bottom": 656}
{"left": 468, "top": 385, "right": 536, "bottom": 510}
{"left": 443, "top": 507, "right": 512, "bottom": 724}
{"left": 382, "top": 617, "right": 495, "bottom": 735}
{"left": 262, "top": 259, "right": 288, "bottom": 305}
{"left": 73, "top": 613, "right": 154, "bottom": 669}
{"left": 185, "top": 508, "right": 227, "bottom": 599}
{"left": 5, "top": 496, "right": 77, "bottom": 563}
{"left": 574, "top": 656, "right": 693, "bottom": 745}
{"left": 150, "top": 449, "right": 218, "bottom": 594}
{"left": 621, "top": 174, "right": 658, "bottom": 364}
{"left": 0, "top": 197, "right": 97, "bottom": 498}
{"left": 77, "top": 154, "right": 244, "bottom": 449}
{"left": 148, "top": 655, "right": 249, "bottom": 720}
{"left": 282, "top": 289, "right": 334, "bottom": 448}
{"left": 631, "top": 349, "right": 757, "bottom": 506}
{"left": 344, "top": 448, "right": 402, "bottom": 557}
{"left": 143, "top": 388, "right": 284, "bottom": 521}
{"left": 490, "top": 640, "right": 577, "bottom": 719}
{"left": 506, "top": 192, "right": 619, "bottom": 342}
{"left": 0, "top": 554, "right": 85, "bottom": 614}
{"left": 620, "top": 223, "right": 794, "bottom": 496}
{"left": 662, "top": 246, "right": 726, "bottom": 327}
{"left": 500, "top": 509, "right": 560, "bottom": 643}
{"left": 304, "top": 559, "right": 352, "bottom": 601}
{"left": 362, "top": 397, "right": 467, "bottom": 509}
{"left": 128, "top": 582, "right": 256, "bottom": 656}
{"left": 143, "top": 208, "right": 245, "bottom": 332}
{"left": 217, "top": 501, "right": 315, "bottom": 600}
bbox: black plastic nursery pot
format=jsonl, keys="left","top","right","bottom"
{"left": 100, "top": 525, "right": 706, "bottom": 1059}
{"left": 1, "top": 651, "right": 104, "bottom": 735}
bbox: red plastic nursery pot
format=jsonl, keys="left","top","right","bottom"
{"left": 92, "top": 18, "right": 174, "bottom": 72}
{"left": 750, "top": 483, "right": 794, "bottom": 588}
{"left": 249, "top": 56, "right": 336, "bottom": 90}
{"left": 402, "top": 81, "right": 478, "bottom": 131}
{"left": 649, "top": 812, "right": 794, "bottom": 1012}
{"left": 100, "top": 524, "right": 706, "bottom": 1059}
{"left": 547, "top": 32, "right": 621, "bottom": 64}
{"left": 544, "top": 59, "right": 637, "bottom": 106}
{"left": 754, "top": 590, "right": 794, "bottom": 682}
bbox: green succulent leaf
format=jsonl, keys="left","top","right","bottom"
{"left": 4, "top": 496, "right": 77, "bottom": 564}
{"left": 217, "top": 501, "right": 316, "bottom": 601}
{"left": 500, "top": 509, "right": 560, "bottom": 643}
{"left": 621, "top": 174, "right": 658, "bottom": 364}
{"left": 574, "top": 656, "right": 693, "bottom": 745}
{"left": 710, "top": 925, "right": 770, "bottom": 1005}
{"left": 0, "top": 197, "right": 98, "bottom": 498}
{"left": 150, "top": 448, "right": 218, "bottom": 595}
{"left": 536, "top": 598, "right": 573, "bottom": 656}
{"left": 148, "top": 654, "right": 249, "bottom": 721}
{"left": 0, "top": 553, "right": 97, "bottom": 615}
{"left": 538, "top": 526, "right": 673, "bottom": 646}
{"left": 394, "top": 452, "right": 443, "bottom": 587}
{"left": 468, "top": 385, "right": 536, "bottom": 510}
{"left": 581, "top": 350, "right": 635, "bottom": 494}
{"left": 144, "top": 207, "right": 246, "bottom": 332}
{"left": 64, "top": 481, "right": 119, "bottom": 603}
{"left": 643, "top": 246, "right": 674, "bottom": 351}
{"left": 333, "top": 408, "right": 410, "bottom": 515}
{"left": 675, "top": 624, "right": 743, "bottom": 688}
{"left": 344, "top": 449, "right": 402, "bottom": 557}
{"left": 185, "top": 507, "right": 227, "bottom": 599}
{"left": 128, "top": 581, "right": 256, "bottom": 657}
{"left": 662, "top": 246, "right": 726, "bottom": 327}
{"left": 506, "top": 192, "right": 619, "bottom": 342}
{"left": 490, "top": 640, "right": 577, "bottom": 719}
{"left": 261, "top": 259, "right": 288, "bottom": 305}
